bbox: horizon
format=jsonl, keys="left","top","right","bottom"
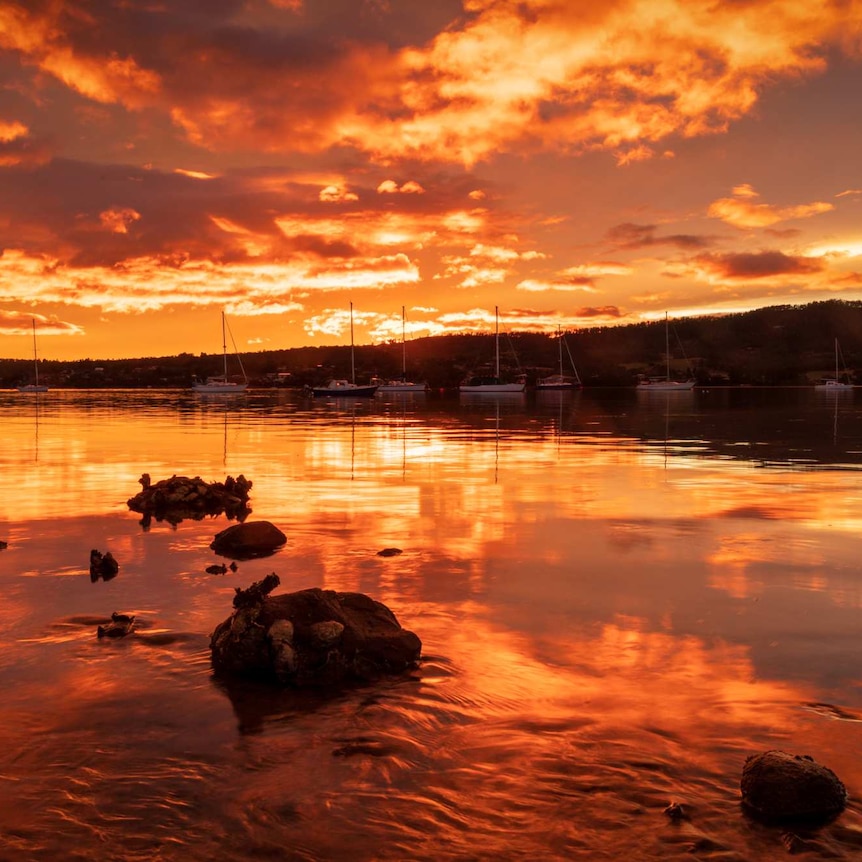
{"left": 1, "top": 1, "right": 861, "bottom": 361}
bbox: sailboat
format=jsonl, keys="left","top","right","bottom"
{"left": 636, "top": 312, "right": 696, "bottom": 391}
{"left": 192, "top": 311, "right": 248, "bottom": 393}
{"left": 312, "top": 302, "right": 379, "bottom": 396}
{"left": 537, "top": 325, "right": 582, "bottom": 390}
{"left": 459, "top": 306, "right": 526, "bottom": 393}
{"left": 17, "top": 319, "right": 48, "bottom": 393}
{"left": 815, "top": 338, "right": 853, "bottom": 390}
{"left": 376, "top": 306, "right": 427, "bottom": 392}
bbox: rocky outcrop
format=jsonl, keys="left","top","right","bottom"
{"left": 741, "top": 750, "right": 848, "bottom": 823}
{"left": 127, "top": 473, "right": 252, "bottom": 527}
{"left": 210, "top": 575, "right": 422, "bottom": 687}
{"left": 210, "top": 521, "right": 286, "bottom": 560}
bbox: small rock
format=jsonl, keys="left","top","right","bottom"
{"left": 377, "top": 548, "right": 402, "bottom": 557}
{"left": 90, "top": 549, "right": 119, "bottom": 582}
{"left": 206, "top": 564, "right": 228, "bottom": 575}
{"left": 97, "top": 612, "right": 135, "bottom": 639}
{"left": 663, "top": 802, "right": 688, "bottom": 821}
{"left": 211, "top": 521, "right": 286, "bottom": 560}
{"left": 741, "top": 750, "right": 847, "bottom": 822}
{"left": 0, "top": 540, "right": 7, "bottom": 550}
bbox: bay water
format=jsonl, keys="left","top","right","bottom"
{"left": 1, "top": 387, "right": 862, "bottom": 860}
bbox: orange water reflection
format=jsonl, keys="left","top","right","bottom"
{"left": 2, "top": 390, "right": 862, "bottom": 859}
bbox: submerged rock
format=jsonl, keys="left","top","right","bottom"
{"left": 97, "top": 612, "right": 136, "bottom": 639}
{"left": 89, "top": 549, "right": 119, "bottom": 582}
{"left": 210, "top": 575, "right": 422, "bottom": 687}
{"left": 127, "top": 473, "right": 252, "bottom": 527}
{"left": 741, "top": 750, "right": 847, "bottom": 823}
{"left": 210, "top": 521, "right": 286, "bottom": 560}
{"left": 377, "top": 547, "right": 403, "bottom": 557}
{"left": 0, "top": 540, "right": 7, "bottom": 550}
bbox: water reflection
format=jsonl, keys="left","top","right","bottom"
{"left": 1, "top": 388, "right": 862, "bottom": 859}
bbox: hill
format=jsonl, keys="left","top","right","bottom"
{"left": 2, "top": 299, "right": 862, "bottom": 389}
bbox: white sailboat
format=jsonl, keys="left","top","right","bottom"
{"left": 636, "top": 312, "right": 696, "bottom": 391}
{"left": 376, "top": 306, "right": 428, "bottom": 392}
{"left": 312, "top": 302, "right": 379, "bottom": 396}
{"left": 459, "top": 306, "right": 526, "bottom": 393}
{"left": 537, "top": 325, "right": 582, "bottom": 390}
{"left": 193, "top": 311, "right": 248, "bottom": 393}
{"left": 17, "top": 319, "right": 48, "bottom": 393}
{"left": 815, "top": 338, "right": 853, "bottom": 390}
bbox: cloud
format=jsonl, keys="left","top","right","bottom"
{"left": 606, "top": 223, "right": 712, "bottom": 249}
{"left": 4, "top": 0, "right": 854, "bottom": 166}
{"left": 377, "top": 179, "right": 426, "bottom": 194}
{"left": 694, "top": 250, "right": 823, "bottom": 279}
{"left": 708, "top": 186, "right": 833, "bottom": 228}
{"left": 319, "top": 185, "right": 359, "bottom": 203}
{"left": 0, "top": 308, "right": 83, "bottom": 337}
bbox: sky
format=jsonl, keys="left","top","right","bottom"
{"left": 1, "top": 0, "right": 862, "bottom": 361}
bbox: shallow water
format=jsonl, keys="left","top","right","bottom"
{"left": 1, "top": 387, "right": 862, "bottom": 860}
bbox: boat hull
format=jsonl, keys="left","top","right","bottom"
{"left": 17, "top": 385, "right": 48, "bottom": 393}
{"left": 460, "top": 382, "right": 525, "bottom": 393}
{"left": 193, "top": 379, "right": 247, "bottom": 393}
{"left": 815, "top": 380, "right": 853, "bottom": 391}
{"left": 312, "top": 380, "right": 379, "bottom": 397}
{"left": 536, "top": 375, "right": 581, "bottom": 391}
{"left": 636, "top": 380, "right": 696, "bottom": 391}
{"left": 376, "top": 382, "right": 428, "bottom": 392}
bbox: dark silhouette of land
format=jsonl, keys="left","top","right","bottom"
{"left": 3, "top": 299, "right": 861, "bottom": 389}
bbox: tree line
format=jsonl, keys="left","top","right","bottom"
{"left": 2, "top": 299, "right": 861, "bottom": 389}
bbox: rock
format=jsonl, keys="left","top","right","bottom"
{"left": 377, "top": 547, "right": 403, "bottom": 557}
{"left": 741, "top": 750, "right": 848, "bottom": 823}
{"left": 663, "top": 802, "right": 688, "bottom": 821}
{"left": 210, "top": 521, "right": 286, "bottom": 560}
{"left": 206, "top": 564, "right": 228, "bottom": 575}
{"left": 89, "top": 549, "right": 119, "bottom": 582}
{"left": 210, "top": 576, "right": 422, "bottom": 687}
{"left": 127, "top": 473, "right": 253, "bottom": 527}
{"left": 97, "top": 612, "right": 135, "bottom": 639}
{"left": 0, "top": 540, "right": 7, "bottom": 550}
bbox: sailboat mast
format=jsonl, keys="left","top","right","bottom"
{"left": 401, "top": 305, "right": 407, "bottom": 377}
{"left": 32, "top": 319, "right": 39, "bottom": 386}
{"left": 350, "top": 301, "right": 356, "bottom": 384}
{"left": 557, "top": 324, "right": 563, "bottom": 376}
{"left": 835, "top": 337, "right": 840, "bottom": 380}
{"left": 221, "top": 312, "right": 228, "bottom": 379}
{"left": 495, "top": 306, "right": 500, "bottom": 378}
{"left": 665, "top": 312, "right": 670, "bottom": 380}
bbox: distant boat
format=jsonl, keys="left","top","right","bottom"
{"left": 814, "top": 338, "right": 853, "bottom": 391}
{"left": 376, "top": 306, "right": 428, "bottom": 392}
{"left": 459, "top": 306, "right": 526, "bottom": 393}
{"left": 312, "top": 302, "right": 379, "bottom": 397}
{"left": 193, "top": 311, "right": 248, "bottom": 393}
{"left": 17, "top": 319, "right": 48, "bottom": 393}
{"left": 636, "top": 312, "right": 696, "bottom": 391}
{"left": 537, "top": 325, "right": 582, "bottom": 390}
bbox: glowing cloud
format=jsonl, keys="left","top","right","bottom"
{"left": 708, "top": 186, "right": 833, "bottom": 228}
{"left": 99, "top": 207, "right": 141, "bottom": 234}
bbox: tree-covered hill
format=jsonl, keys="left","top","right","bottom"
{"left": 3, "top": 299, "right": 862, "bottom": 389}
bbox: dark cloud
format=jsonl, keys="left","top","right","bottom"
{"left": 696, "top": 250, "right": 823, "bottom": 279}
{"left": 606, "top": 223, "right": 711, "bottom": 250}
{"left": 575, "top": 305, "right": 622, "bottom": 318}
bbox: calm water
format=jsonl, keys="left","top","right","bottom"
{"left": 2, "top": 387, "right": 862, "bottom": 861}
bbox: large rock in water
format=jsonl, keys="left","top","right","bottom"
{"left": 210, "top": 575, "right": 422, "bottom": 687}
{"left": 741, "top": 750, "right": 848, "bottom": 822}
{"left": 210, "top": 521, "right": 286, "bottom": 559}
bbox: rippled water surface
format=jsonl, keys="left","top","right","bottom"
{"left": 2, "top": 387, "right": 862, "bottom": 860}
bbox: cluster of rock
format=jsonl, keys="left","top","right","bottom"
{"left": 97, "top": 612, "right": 135, "bottom": 639}
{"left": 210, "top": 574, "right": 422, "bottom": 687}
{"left": 127, "top": 473, "right": 253, "bottom": 526}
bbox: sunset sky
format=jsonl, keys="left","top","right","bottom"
{"left": 2, "top": 0, "right": 862, "bottom": 361}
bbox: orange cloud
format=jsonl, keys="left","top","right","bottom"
{"left": 99, "top": 207, "right": 140, "bottom": 234}
{"left": 694, "top": 250, "right": 823, "bottom": 280}
{"left": 708, "top": 186, "right": 833, "bottom": 228}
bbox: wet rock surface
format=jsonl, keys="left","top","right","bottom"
{"left": 89, "top": 549, "right": 119, "bottom": 581}
{"left": 210, "top": 521, "right": 286, "bottom": 560}
{"left": 97, "top": 612, "right": 135, "bottom": 639}
{"left": 741, "top": 750, "right": 848, "bottom": 823}
{"left": 210, "top": 575, "right": 422, "bottom": 687}
{"left": 127, "top": 473, "right": 252, "bottom": 527}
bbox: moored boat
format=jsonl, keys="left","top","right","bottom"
{"left": 459, "top": 306, "right": 525, "bottom": 394}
